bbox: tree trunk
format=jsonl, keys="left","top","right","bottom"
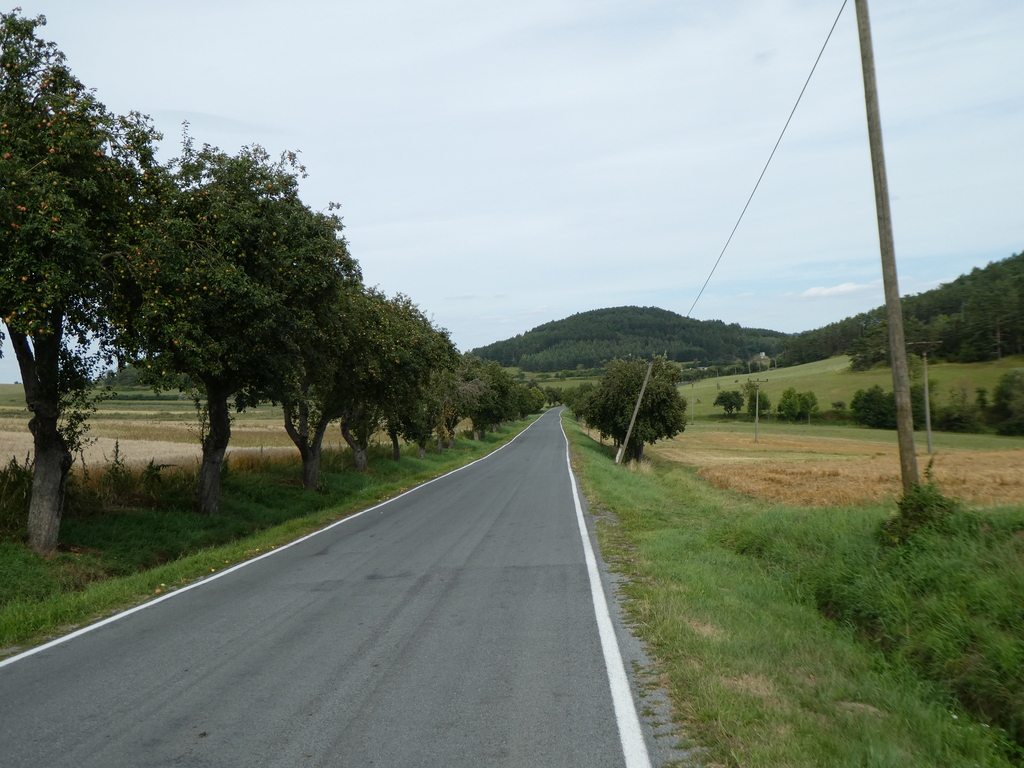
{"left": 443, "top": 416, "right": 459, "bottom": 449}
{"left": 436, "top": 434, "right": 443, "bottom": 454}
{"left": 418, "top": 445, "right": 426, "bottom": 460}
{"left": 10, "top": 329, "right": 72, "bottom": 555}
{"left": 301, "top": 445, "right": 322, "bottom": 489}
{"left": 389, "top": 428, "right": 401, "bottom": 462}
{"left": 283, "top": 400, "right": 311, "bottom": 483}
{"left": 197, "top": 384, "right": 232, "bottom": 515}
{"left": 340, "top": 420, "right": 368, "bottom": 472}
{"left": 283, "top": 399, "right": 332, "bottom": 490}
{"left": 635, "top": 441, "right": 645, "bottom": 463}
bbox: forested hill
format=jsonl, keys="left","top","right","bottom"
{"left": 471, "top": 306, "right": 788, "bottom": 372}
{"left": 785, "top": 249, "right": 1024, "bottom": 368}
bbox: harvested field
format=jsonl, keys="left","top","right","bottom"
{"left": 0, "top": 428, "right": 302, "bottom": 472}
{"left": 0, "top": 417, "right": 336, "bottom": 471}
{"left": 649, "top": 429, "right": 1024, "bottom": 507}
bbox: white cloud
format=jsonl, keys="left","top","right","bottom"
{"left": 800, "top": 280, "right": 882, "bottom": 298}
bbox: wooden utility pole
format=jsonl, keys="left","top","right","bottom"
{"left": 855, "top": 0, "right": 919, "bottom": 489}
{"left": 750, "top": 378, "right": 768, "bottom": 444}
{"left": 908, "top": 340, "right": 940, "bottom": 454}
{"left": 616, "top": 362, "right": 654, "bottom": 465}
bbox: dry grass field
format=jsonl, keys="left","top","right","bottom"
{"left": 650, "top": 425, "right": 1024, "bottom": 507}
{"left": 0, "top": 383, "right": 347, "bottom": 470}
{"left": 0, "top": 416, "right": 311, "bottom": 472}
{"left": 0, "top": 379, "right": 439, "bottom": 473}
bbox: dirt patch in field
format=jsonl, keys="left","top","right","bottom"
{"left": 650, "top": 432, "right": 1024, "bottom": 507}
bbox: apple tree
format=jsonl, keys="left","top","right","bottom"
{"left": 116, "top": 137, "right": 357, "bottom": 513}
{"left": 1, "top": 11, "right": 160, "bottom": 553}
{"left": 586, "top": 356, "right": 686, "bottom": 462}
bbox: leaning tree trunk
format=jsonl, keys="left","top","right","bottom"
{"left": 389, "top": 428, "right": 401, "bottom": 462}
{"left": 197, "top": 384, "right": 233, "bottom": 515}
{"left": 10, "top": 329, "right": 73, "bottom": 556}
{"left": 340, "top": 420, "right": 369, "bottom": 472}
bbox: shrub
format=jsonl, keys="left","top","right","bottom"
{"left": 851, "top": 384, "right": 896, "bottom": 429}
{"left": 879, "top": 480, "right": 960, "bottom": 545}
{"left": 993, "top": 370, "right": 1024, "bottom": 435}
{"left": 0, "top": 456, "right": 33, "bottom": 541}
{"left": 713, "top": 389, "right": 743, "bottom": 416}
{"left": 934, "top": 383, "right": 984, "bottom": 433}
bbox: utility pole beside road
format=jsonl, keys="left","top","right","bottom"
{"left": 855, "top": 0, "right": 919, "bottom": 489}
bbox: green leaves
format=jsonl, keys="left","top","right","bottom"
{"left": 581, "top": 355, "right": 686, "bottom": 460}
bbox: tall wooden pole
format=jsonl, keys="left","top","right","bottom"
{"left": 922, "top": 350, "right": 932, "bottom": 454}
{"left": 616, "top": 362, "right": 654, "bottom": 465}
{"left": 854, "top": 0, "right": 919, "bottom": 488}
{"left": 751, "top": 378, "right": 768, "bottom": 444}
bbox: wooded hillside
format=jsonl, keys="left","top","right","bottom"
{"left": 784, "top": 250, "right": 1024, "bottom": 368}
{"left": 471, "top": 306, "right": 788, "bottom": 371}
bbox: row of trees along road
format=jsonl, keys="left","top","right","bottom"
{"left": 562, "top": 356, "right": 686, "bottom": 462}
{"left": 1, "top": 12, "right": 543, "bottom": 555}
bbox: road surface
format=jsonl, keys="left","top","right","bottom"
{"left": 0, "top": 409, "right": 653, "bottom": 767}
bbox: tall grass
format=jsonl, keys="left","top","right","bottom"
{"left": 0, "top": 456, "right": 32, "bottom": 540}
{"left": 565, "top": 412, "right": 1019, "bottom": 767}
{"left": 725, "top": 498, "right": 1024, "bottom": 759}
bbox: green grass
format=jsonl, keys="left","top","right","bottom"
{"left": 687, "top": 354, "right": 1024, "bottom": 421}
{"left": 0, "top": 420, "right": 535, "bottom": 654}
{"left": 565, "top": 412, "right": 1022, "bottom": 767}
{"left": 680, "top": 418, "right": 1024, "bottom": 452}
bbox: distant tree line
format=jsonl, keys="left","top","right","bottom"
{"left": 850, "top": 369, "right": 1024, "bottom": 435}
{"left": 472, "top": 306, "right": 788, "bottom": 372}
{"left": 0, "top": 12, "right": 542, "bottom": 555}
{"left": 783, "top": 251, "right": 1024, "bottom": 369}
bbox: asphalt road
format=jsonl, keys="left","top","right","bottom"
{"left": 0, "top": 409, "right": 652, "bottom": 767}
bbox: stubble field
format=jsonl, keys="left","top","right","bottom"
{"left": 651, "top": 422, "right": 1024, "bottom": 507}
{"left": 0, "top": 384, "right": 322, "bottom": 472}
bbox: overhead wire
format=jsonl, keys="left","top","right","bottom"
{"left": 686, "top": 0, "right": 849, "bottom": 318}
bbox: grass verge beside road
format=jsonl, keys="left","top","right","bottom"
{"left": 565, "top": 413, "right": 1022, "bottom": 767}
{"left": 0, "top": 420, "right": 535, "bottom": 656}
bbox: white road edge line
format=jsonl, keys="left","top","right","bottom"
{"left": 0, "top": 412, "right": 550, "bottom": 671}
{"left": 561, "top": 419, "right": 653, "bottom": 768}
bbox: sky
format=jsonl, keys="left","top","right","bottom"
{"left": 2, "top": 0, "right": 1023, "bottom": 382}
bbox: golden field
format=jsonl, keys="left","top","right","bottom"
{"left": 0, "top": 384, "right": 326, "bottom": 471}
{"left": 650, "top": 423, "right": 1024, "bottom": 507}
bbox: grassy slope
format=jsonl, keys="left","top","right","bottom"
{"left": 509, "top": 354, "right": 1024, "bottom": 412}
{"left": 679, "top": 419, "right": 1024, "bottom": 452}
{"left": 566, "top": 413, "right": 1020, "bottom": 767}
{"left": 685, "top": 355, "right": 1024, "bottom": 420}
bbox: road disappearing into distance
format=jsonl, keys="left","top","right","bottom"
{"left": 0, "top": 409, "right": 653, "bottom": 767}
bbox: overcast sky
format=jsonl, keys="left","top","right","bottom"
{"left": 3, "top": 0, "right": 1022, "bottom": 382}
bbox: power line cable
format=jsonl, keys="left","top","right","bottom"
{"left": 687, "top": 0, "right": 849, "bottom": 318}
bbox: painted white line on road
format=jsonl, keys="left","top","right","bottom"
{"left": 0, "top": 412, "right": 550, "bottom": 671}
{"left": 561, "top": 422, "right": 653, "bottom": 768}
